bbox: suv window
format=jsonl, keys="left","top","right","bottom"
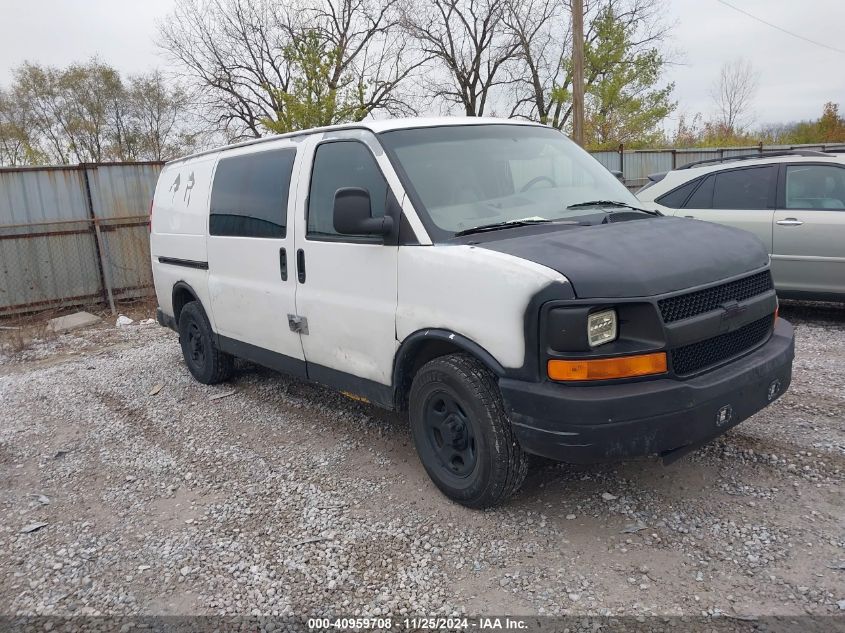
{"left": 711, "top": 166, "right": 775, "bottom": 210}
{"left": 785, "top": 164, "right": 845, "bottom": 209}
{"left": 656, "top": 179, "right": 699, "bottom": 208}
{"left": 210, "top": 148, "right": 296, "bottom": 238}
{"left": 308, "top": 141, "right": 387, "bottom": 239}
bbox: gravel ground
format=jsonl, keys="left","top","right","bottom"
{"left": 0, "top": 304, "right": 843, "bottom": 623}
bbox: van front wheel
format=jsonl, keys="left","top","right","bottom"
{"left": 178, "top": 301, "right": 234, "bottom": 384}
{"left": 409, "top": 353, "right": 528, "bottom": 509}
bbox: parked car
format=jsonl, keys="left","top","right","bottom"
{"left": 150, "top": 118, "right": 794, "bottom": 508}
{"left": 637, "top": 151, "right": 845, "bottom": 301}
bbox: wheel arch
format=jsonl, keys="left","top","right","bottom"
{"left": 171, "top": 281, "right": 202, "bottom": 325}
{"left": 392, "top": 329, "right": 506, "bottom": 411}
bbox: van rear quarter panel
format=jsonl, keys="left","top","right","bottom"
{"left": 397, "top": 245, "right": 568, "bottom": 370}
{"left": 150, "top": 154, "right": 219, "bottom": 323}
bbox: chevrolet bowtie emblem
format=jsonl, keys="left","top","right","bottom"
{"left": 720, "top": 300, "right": 747, "bottom": 319}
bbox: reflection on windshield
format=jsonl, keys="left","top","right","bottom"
{"left": 379, "top": 124, "right": 641, "bottom": 240}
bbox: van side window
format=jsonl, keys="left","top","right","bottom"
{"left": 308, "top": 141, "right": 387, "bottom": 239}
{"left": 210, "top": 148, "right": 296, "bottom": 238}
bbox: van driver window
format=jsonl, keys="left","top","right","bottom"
{"left": 307, "top": 141, "right": 387, "bottom": 239}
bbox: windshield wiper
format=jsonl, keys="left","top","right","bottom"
{"left": 454, "top": 219, "right": 552, "bottom": 237}
{"left": 566, "top": 200, "right": 661, "bottom": 216}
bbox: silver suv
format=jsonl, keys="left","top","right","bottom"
{"left": 637, "top": 151, "right": 845, "bottom": 301}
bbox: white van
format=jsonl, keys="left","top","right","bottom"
{"left": 151, "top": 117, "right": 794, "bottom": 508}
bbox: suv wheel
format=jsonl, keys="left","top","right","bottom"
{"left": 178, "top": 301, "right": 234, "bottom": 384}
{"left": 409, "top": 353, "right": 528, "bottom": 508}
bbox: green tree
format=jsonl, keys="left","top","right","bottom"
{"left": 506, "top": 0, "right": 673, "bottom": 142}
{"left": 579, "top": 8, "right": 675, "bottom": 148}
{"left": 262, "top": 30, "right": 368, "bottom": 134}
{"left": 817, "top": 102, "right": 845, "bottom": 142}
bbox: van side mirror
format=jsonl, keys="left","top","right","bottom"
{"left": 333, "top": 187, "right": 394, "bottom": 236}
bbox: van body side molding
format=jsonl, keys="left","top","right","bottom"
{"left": 158, "top": 256, "right": 209, "bottom": 270}
{"left": 216, "top": 335, "right": 307, "bottom": 379}
{"left": 214, "top": 334, "right": 394, "bottom": 408}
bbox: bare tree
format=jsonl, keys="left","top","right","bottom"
{"left": 401, "top": 0, "right": 521, "bottom": 116}
{"left": 0, "top": 89, "right": 44, "bottom": 166}
{"left": 710, "top": 58, "right": 759, "bottom": 135}
{"left": 59, "top": 61, "right": 126, "bottom": 162}
{"left": 12, "top": 64, "right": 75, "bottom": 163}
{"left": 158, "top": 0, "right": 419, "bottom": 139}
{"left": 1, "top": 60, "right": 202, "bottom": 165}
{"left": 502, "top": 0, "right": 565, "bottom": 123}
{"left": 307, "top": 0, "right": 421, "bottom": 118}
{"left": 128, "top": 71, "right": 202, "bottom": 161}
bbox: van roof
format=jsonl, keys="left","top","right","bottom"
{"left": 166, "top": 117, "right": 545, "bottom": 165}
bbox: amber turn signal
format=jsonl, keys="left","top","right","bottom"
{"left": 548, "top": 352, "right": 668, "bottom": 381}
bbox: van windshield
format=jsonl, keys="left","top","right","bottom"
{"left": 379, "top": 124, "right": 641, "bottom": 240}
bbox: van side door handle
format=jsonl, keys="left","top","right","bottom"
{"left": 279, "top": 247, "right": 287, "bottom": 281}
{"left": 776, "top": 218, "right": 803, "bottom": 226}
{"left": 296, "top": 249, "right": 306, "bottom": 283}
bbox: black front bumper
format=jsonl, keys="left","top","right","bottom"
{"left": 500, "top": 319, "right": 795, "bottom": 464}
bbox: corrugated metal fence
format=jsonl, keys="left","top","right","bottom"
{"left": 592, "top": 142, "right": 845, "bottom": 190}
{"left": 2, "top": 142, "right": 845, "bottom": 315}
{"left": 0, "top": 162, "right": 163, "bottom": 315}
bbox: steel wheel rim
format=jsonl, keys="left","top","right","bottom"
{"left": 186, "top": 322, "right": 205, "bottom": 365}
{"left": 423, "top": 390, "right": 477, "bottom": 479}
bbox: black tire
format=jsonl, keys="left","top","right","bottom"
{"left": 178, "top": 301, "right": 234, "bottom": 384}
{"left": 408, "top": 353, "right": 528, "bottom": 509}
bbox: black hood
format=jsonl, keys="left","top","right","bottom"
{"left": 469, "top": 216, "right": 769, "bottom": 298}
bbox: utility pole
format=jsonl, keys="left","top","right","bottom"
{"left": 571, "top": 0, "right": 585, "bottom": 147}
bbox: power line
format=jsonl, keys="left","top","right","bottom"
{"left": 715, "top": 0, "right": 845, "bottom": 55}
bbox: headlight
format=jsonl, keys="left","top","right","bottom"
{"left": 587, "top": 309, "right": 617, "bottom": 347}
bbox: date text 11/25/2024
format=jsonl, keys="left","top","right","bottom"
{"left": 307, "top": 616, "right": 529, "bottom": 630}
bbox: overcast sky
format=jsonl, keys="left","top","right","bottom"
{"left": 1, "top": 0, "right": 843, "bottom": 127}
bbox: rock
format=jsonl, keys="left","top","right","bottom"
{"left": 568, "top": 593, "right": 581, "bottom": 602}
{"left": 566, "top": 514, "right": 576, "bottom": 520}
{"left": 601, "top": 492, "right": 618, "bottom": 501}
{"left": 20, "top": 522, "right": 48, "bottom": 533}
{"left": 116, "top": 315, "right": 135, "bottom": 327}
{"left": 47, "top": 312, "right": 101, "bottom": 333}
{"left": 838, "top": 600, "right": 845, "bottom": 611}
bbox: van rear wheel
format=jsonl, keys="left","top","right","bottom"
{"left": 408, "top": 353, "right": 528, "bottom": 509}
{"left": 178, "top": 301, "right": 234, "bottom": 384}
